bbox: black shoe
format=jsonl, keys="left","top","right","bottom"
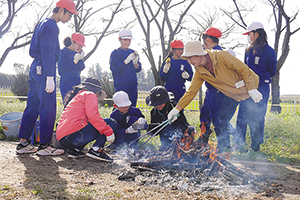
{"left": 86, "top": 148, "right": 114, "bottom": 162}
{"left": 68, "top": 148, "right": 85, "bottom": 159}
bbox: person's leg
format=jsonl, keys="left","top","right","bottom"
{"left": 218, "top": 96, "right": 239, "bottom": 153}
{"left": 93, "top": 118, "right": 117, "bottom": 148}
{"left": 257, "top": 84, "right": 270, "bottom": 145}
{"left": 235, "top": 101, "right": 248, "bottom": 145}
{"left": 200, "top": 90, "right": 211, "bottom": 135}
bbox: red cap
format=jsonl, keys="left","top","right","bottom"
{"left": 71, "top": 33, "right": 85, "bottom": 46}
{"left": 56, "top": 0, "right": 78, "bottom": 15}
{"left": 170, "top": 39, "right": 184, "bottom": 48}
{"left": 203, "top": 27, "right": 222, "bottom": 38}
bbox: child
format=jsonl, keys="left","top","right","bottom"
{"left": 58, "top": 33, "right": 85, "bottom": 102}
{"left": 109, "top": 29, "right": 142, "bottom": 107}
{"left": 16, "top": 0, "right": 78, "bottom": 156}
{"left": 56, "top": 77, "right": 117, "bottom": 162}
{"left": 159, "top": 39, "right": 193, "bottom": 103}
{"left": 109, "top": 91, "right": 146, "bottom": 149}
{"left": 146, "top": 86, "right": 190, "bottom": 151}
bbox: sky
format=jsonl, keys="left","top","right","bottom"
{"left": 0, "top": 0, "right": 300, "bottom": 95}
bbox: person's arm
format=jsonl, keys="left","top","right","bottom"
{"left": 268, "top": 48, "right": 277, "bottom": 77}
{"left": 76, "top": 59, "right": 85, "bottom": 72}
{"left": 159, "top": 60, "right": 170, "bottom": 81}
{"left": 85, "top": 93, "right": 113, "bottom": 136}
{"left": 109, "top": 50, "right": 127, "bottom": 76}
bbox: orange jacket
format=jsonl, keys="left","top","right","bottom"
{"left": 56, "top": 90, "right": 113, "bottom": 141}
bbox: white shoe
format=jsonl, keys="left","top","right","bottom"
{"left": 16, "top": 143, "right": 37, "bottom": 154}
{"left": 36, "top": 144, "right": 65, "bottom": 156}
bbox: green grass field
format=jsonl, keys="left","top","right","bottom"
{"left": 0, "top": 100, "right": 299, "bottom": 164}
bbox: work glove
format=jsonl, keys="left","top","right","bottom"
{"left": 106, "top": 133, "right": 115, "bottom": 143}
{"left": 45, "top": 76, "right": 55, "bottom": 93}
{"left": 73, "top": 51, "right": 85, "bottom": 64}
{"left": 181, "top": 71, "right": 190, "bottom": 79}
{"left": 126, "top": 126, "right": 139, "bottom": 134}
{"left": 162, "top": 58, "right": 171, "bottom": 73}
{"left": 124, "top": 52, "right": 136, "bottom": 65}
{"left": 132, "top": 117, "right": 147, "bottom": 130}
{"left": 167, "top": 107, "right": 180, "bottom": 123}
{"left": 133, "top": 52, "right": 139, "bottom": 65}
{"left": 248, "top": 89, "right": 263, "bottom": 103}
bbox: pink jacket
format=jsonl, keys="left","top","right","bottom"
{"left": 56, "top": 90, "right": 113, "bottom": 141}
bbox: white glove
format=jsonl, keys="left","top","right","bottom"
{"left": 124, "top": 52, "right": 136, "bottom": 65}
{"left": 181, "top": 71, "right": 190, "bottom": 79}
{"left": 126, "top": 126, "right": 139, "bottom": 134}
{"left": 167, "top": 107, "right": 180, "bottom": 123}
{"left": 73, "top": 51, "right": 85, "bottom": 64}
{"left": 132, "top": 118, "right": 147, "bottom": 130}
{"left": 163, "top": 58, "right": 171, "bottom": 73}
{"left": 133, "top": 52, "right": 139, "bottom": 65}
{"left": 248, "top": 89, "right": 263, "bottom": 103}
{"left": 45, "top": 76, "right": 55, "bottom": 93}
{"left": 106, "top": 133, "right": 115, "bottom": 143}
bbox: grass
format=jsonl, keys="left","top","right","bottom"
{"left": 1, "top": 100, "right": 300, "bottom": 164}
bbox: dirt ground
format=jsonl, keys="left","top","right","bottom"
{"left": 0, "top": 141, "right": 300, "bottom": 200}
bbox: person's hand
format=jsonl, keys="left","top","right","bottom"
{"left": 73, "top": 51, "right": 85, "bottom": 64}
{"left": 248, "top": 89, "right": 263, "bottom": 103}
{"left": 126, "top": 126, "right": 139, "bottom": 134}
{"left": 167, "top": 107, "right": 180, "bottom": 123}
{"left": 45, "top": 76, "right": 55, "bottom": 93}
{"left": 106, "top": 133, "right": 115, "bottom": 143}
{"left": 181, "top": 71, "right": 190, "bottom": 79}
{"left": 163, "top": 58, "right": 171, "bottom": 73}
{"left": 124, "top": 52, "right": 136, "bottom": 65}
{"left": 133, "top": 52, "right": 139, "bottom": 65}
{"left": 132, "top": 118, "right": 147, "bottom": 130}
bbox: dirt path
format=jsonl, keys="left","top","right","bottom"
{"left": 0, "top": 141, "right": 299, "bottom": 200}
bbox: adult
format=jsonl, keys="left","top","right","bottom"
{"left": 159, "top": 39, "right": 193, "bottom": 103}
{"left": 16, "top": 0, "right": 78, "bottom": 156}
{"left": 58, "top": 33, "right": 85, "bottom": 103}
{"left": 235, "top": 22, "right": 277, "bottom": 154}
{"left": 57, "top": 78, "right": 116, "bottom": 162}
{"left": 167, "top": 41, "right": 262, "bottom": 155}
{"left": 109, "top": 29, "right": 142, "bottom": 107}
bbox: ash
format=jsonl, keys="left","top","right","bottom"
{"left": 109, "top": 144, "right": 274, "bottom": 198}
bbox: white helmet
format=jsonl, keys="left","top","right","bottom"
{"left": 243, "top": 22, "right": 264, "bottom": 35}
{"left": 113, "top": 91, "right": 131, "bottom": 107}
{"left": 118, "top": 29, "right": 133, "bottom": 39}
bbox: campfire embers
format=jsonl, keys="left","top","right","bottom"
{"left": 130, "top": 129, "right": 249, "bottom": 185}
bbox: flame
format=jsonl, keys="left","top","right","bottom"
{"left": 172, "top": 128, "right": 195, "bottom": 160}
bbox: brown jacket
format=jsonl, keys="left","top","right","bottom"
{"left": 177, "top": 50, "right": 259, "bottom": 109}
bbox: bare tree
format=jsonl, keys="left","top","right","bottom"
{"left": 221, "top": 0, "right": 300, "bottom": 113}
{"left": 130, "top": 0, "right": 196, "bottom": 86}
{"left": 0, "top": 0, "right": 33, "bottom": 67}
{"left": 72, "top": 0, "right": 131, "bottom": 62}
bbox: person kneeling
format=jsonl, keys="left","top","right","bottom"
{"left": 56, "top": 77, "right": 116, "bottom": 162}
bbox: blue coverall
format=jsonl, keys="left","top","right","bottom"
{"left": 236, "top": 44, "right": 277, "bottom": 151}
{"left": 110, "top": 106, "right": 145, "bottom": 147}
{"left": 18, "top": 18, "right": 60, "bottom": 144}
{"left": 58, "top": 47, "right": 85, "bottom": 101}
{"left": 160, "top": 58, "right": 193, "bottom": 103}
{"left": 109, "top": 48, "right": 142, "bottom": 107}
{"left": 200, "top": 45, "right": 226, "bottom": 134}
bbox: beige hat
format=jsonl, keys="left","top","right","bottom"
{"left": 181, "top": 41, "right": 207, "bottom": 59}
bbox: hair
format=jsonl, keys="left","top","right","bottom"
{"left": 53, "top": 7, "right": 69, "bottom": 14}
{"left": 202, "top": 34, "right": 219, "bottom": 44}
{"left": 63, "top": 37, "right": 72, "bottom": 47}
{"left": 246, "top": 28, "right": 268, "bottom": 55}
{"left": 64, "top": 86, "right": 86, "bottom": 107}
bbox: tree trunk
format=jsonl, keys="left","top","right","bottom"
{"left": 270, "top": 71, "right": 282, "bottom": 113}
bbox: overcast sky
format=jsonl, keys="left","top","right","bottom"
{"left": 0, "top": 0, "right": 299, "bottom": 95}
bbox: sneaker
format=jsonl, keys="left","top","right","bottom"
{"left": 68, "top": 148, "right": 85, "bottom": 159}
{"left": 16, "top": 142, "right": 37, "bottom": 154}
{"left": 36, "top": 143, "right": 65, "bottom": 156}
{"left": 86, "top": 148, "right": 114, "bottom": 162}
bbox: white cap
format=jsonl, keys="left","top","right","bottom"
{"left": 118, "top": 29, "right": 133, "bottom": 39}
{"left": 113, "top": 91, "right": 131, "bottom": 107}
{"left": 243, "top": 22, "right": 264, "bottom": 35}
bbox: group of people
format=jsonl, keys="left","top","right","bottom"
{"left": 15, "top": 0, "right": 277, "bottom": 162}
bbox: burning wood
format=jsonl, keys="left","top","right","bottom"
{"left": 130, "top": 129, "right": 249, "bottom": 185}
